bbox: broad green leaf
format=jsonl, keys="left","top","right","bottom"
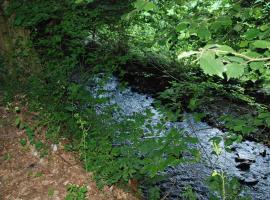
{"left": 217, "top": 45, "right": 234, "bottom": 52}
{"left": 233, "top": 24, "right": 242, "bottom": 32}
{"left": 243, "top": 50, "right": 261, "bottom": 58}
{"left": 249, "top": 62, "right": 265, "bottom": 70}
{"left": 199, "top": 51, "right": 225, "bottom": 78}
{"left": 211, "top": 16, "right": 232, "bottom": 31}
{"left": 134, "top": 0, "right": 156, "bottom": 11}
{"left": 204, "top": 44, "right": 218, "bottom": 49}
{"left": 204, "top": 44, "right": 234, "bottom": 54}
{"left": 239, "top": 41, "right": 249, "bottom": 47}
{"left": 176, "top": 23, "right": 189, "bottom": 32}
{"left": 143, "top": 2, "right": 156, "bottom": 11}
{"left": 134, "top": 0, "right": 146, "bottom": 9}
{"left": 218, "top": 16, "right": 232, "bottom": 26}
{"left": 260, "top": 29, "right": 270, "bottom": 39}
{"left": 243, "top": 28, "right": 260, "bottom": 40}
{"left": 15, "top": 117, "right": 21, "bottom": 127}
{"left": 253, "top": 40, "right": 270, "bottom": 49}
{"left": 226, "top": 63, "right": 245, "bottom": 80}
{"left": 197, "top": 26, "right": 211, "bottom": 40}
{"left": 225, "top": 56, "right": 244, "bottom": 63}
{"left": 260, "top": 24, "right": 269, "bottom": 31}
{"left": 215, "top": 45, "right": 235, "bottom": 54}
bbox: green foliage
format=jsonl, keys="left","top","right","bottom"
{"left": 148, "top": 186, "right": 160, "bottom": 200}
{"left": 73, "top": 89, "right": 198, "bottom": 187}
{"left": 3, "top": 153, "right": 12, "bottom": 161}
{"left": 199, "top": 50, "right": 225, "bottom": 78}
{"left": 17, "top": 121, "right": 49, "bottom": 157}
{"left": 134, "top": 0, "right": 156, "bottom": 11}
{"left": 20, "top": 138, "right": 27, "bottom": 146}
{"left": 130, "top": 0, "right": 270, "bottom": 89}
{"left": 208, "top": 171, "right": 251, "bottom": 200}
{"left": 3, "top": 0, "right": 270, "bottom": 199}
{"left": 221, "top": 110, "right": 270, "bottom": 146}
{"left": 65, "top": 184, "right": 87, "bottom": 200}
{"left": 48, "top": 187, "right": 55, "bottom": 198}
{"left": 182, "top": 186, "right": 197, "bottom": 200}
{"left": 5, "top": 0, "right": 200, "bottom": 187}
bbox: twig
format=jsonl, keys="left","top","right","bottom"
{"left": 210, "top": 49, "right": 270, "bottom": 63}
{"left": 55, "top": 153, "right": 79, "bottom": 167}
{"left": 161, "top": 191, "right": 170, "bottom": 200}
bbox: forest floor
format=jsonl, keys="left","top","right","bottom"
{"left": 0, "top": 100, "right": 138, "bottom": 200}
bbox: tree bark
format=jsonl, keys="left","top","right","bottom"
{"left": 0, "top": 0, "right": 40, "bottom": 85}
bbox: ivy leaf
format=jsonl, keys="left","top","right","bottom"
{"left": 226, "top": 63, "right": 245, "bottom": 80}
{"left": 199, "top": 51, "right": 225, "bottom": 78}
{"left": 252, "top": 40, "right": 270, "bottom": 49}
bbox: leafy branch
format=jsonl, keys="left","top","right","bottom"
{"left": 178, "top": 44, "right": 270, "bottom": 80}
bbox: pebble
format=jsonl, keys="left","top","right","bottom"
{"left": 52, "top": 144, "right": 58, "bottom": 152}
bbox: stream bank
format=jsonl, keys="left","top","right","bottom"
{"left": 119, "top": 62, "right": 270, "bottom": 146}
{"left": 86, "top": 72, "right": 270, "bottom": 200}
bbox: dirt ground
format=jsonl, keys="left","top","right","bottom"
{"left": 0, "top": 104, "right": 138, "bottom": 200}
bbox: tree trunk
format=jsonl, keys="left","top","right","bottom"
{"left": 0, "top": 0, "right": 40, "bottom": 85}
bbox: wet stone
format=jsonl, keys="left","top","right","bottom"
{"left": 235, "top": 151, "right": 255, "bottom": 163}
{"left": 240, "top": 177, "right": 259, "bottom": 186}
{"left": 259, "top": 149, "right": 267, "bottom": 157}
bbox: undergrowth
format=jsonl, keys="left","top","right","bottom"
{"left": 1, "top": 0, "right": 268, "bottom": 199}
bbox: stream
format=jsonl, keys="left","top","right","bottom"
{"left": 87, "top": 75, "right": 270, "bottom": 199}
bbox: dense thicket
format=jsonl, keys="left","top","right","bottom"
{"left": 0, "top": 0, "right": 270, "bottom": 199}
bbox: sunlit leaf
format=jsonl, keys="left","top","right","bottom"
{"left": 249, "top": 62, "right": 265, "bottom": 70}
{"left": 197, "top": 26, "right": 211, "bottom": 40}
{"left": 226, "top": 63, "right": 245, "bottom": 80}
{"left": 134, "top": 0, "right": 156, "bottom": 11}
{"left": 253, "top": 40, "right": 270, "bottom": 49}
{"left": 176, "top": 22, "right": 189, "bottom": 32}
{"left": 199, "top": 51, "right": 225, "bottom": 78}
{"left": 243, "top": 28, "right": 261, "bottom": 40}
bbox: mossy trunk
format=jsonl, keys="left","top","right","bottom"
{"left": 0, "top": 1, "right": 40, "bottom": 86}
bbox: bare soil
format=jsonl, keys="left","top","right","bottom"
{"left": 0, "top": 105, "right": 139, "bottom": 200}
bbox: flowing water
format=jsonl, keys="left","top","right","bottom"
{"left": 87, "top": 75, "right": 270, "bottom": 199}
